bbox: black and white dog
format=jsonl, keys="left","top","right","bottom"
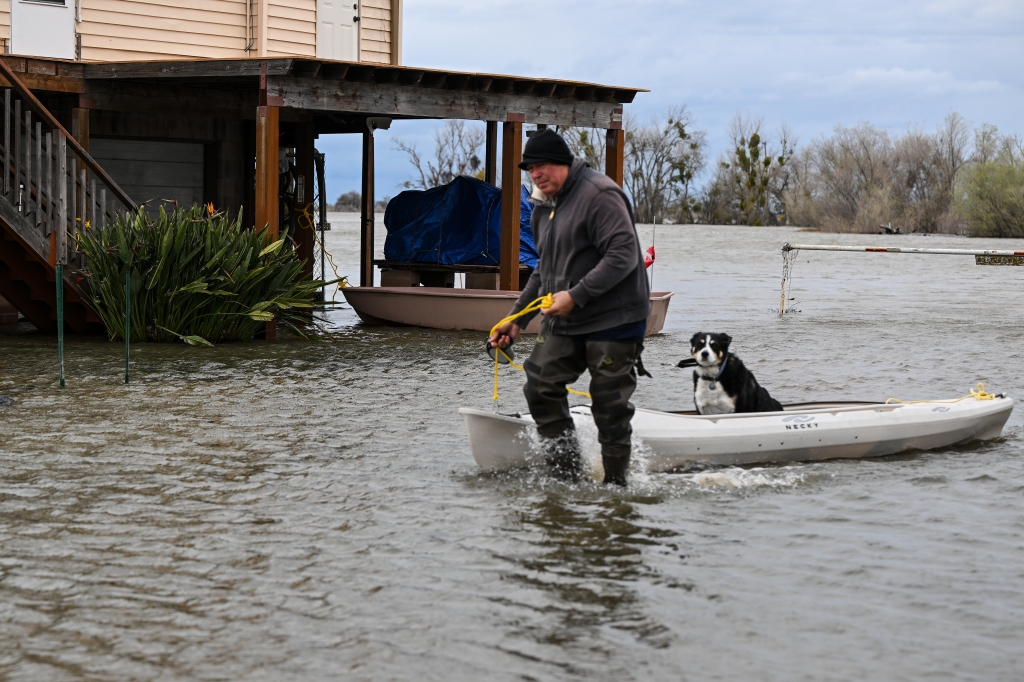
{"left": 678, "top": 333, "right": 783, "bottom": 415}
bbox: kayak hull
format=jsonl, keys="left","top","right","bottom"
{"left": 459, "top": 397, "right": 1014, "bottom": 472}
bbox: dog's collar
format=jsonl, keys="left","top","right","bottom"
{"left": 697, "top": 355, "right": 728, "bottom": 383}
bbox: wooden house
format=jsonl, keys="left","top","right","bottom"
{"left": 0, "top": 1, "right": 643, "bottom": 337}
{"left": 1, "top": 1, "right": 401, "bottom": 64}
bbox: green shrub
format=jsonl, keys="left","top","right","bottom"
{"left": 956, "top": 162, "right": 1024, "bottom": 238}
{"left": 78, "top": 205, "right": 330, "bottom": 344}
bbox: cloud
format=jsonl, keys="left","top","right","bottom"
{"left": 322, "top": 0, "right": 1024, "bottom": 200}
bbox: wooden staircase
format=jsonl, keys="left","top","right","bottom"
{"left": 0, "top": 60, "right": 135, "bottom": 334}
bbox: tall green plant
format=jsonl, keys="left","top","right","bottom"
{"left": 78, "top": 205, "right": 332, "bottom": 344}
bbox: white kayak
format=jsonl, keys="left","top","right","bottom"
{"left": 460, "top": 395, "right": 1014, "bottom": 473}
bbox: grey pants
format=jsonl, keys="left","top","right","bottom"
{"left": 522, "top": 322, "right": 640, "bottom": 461}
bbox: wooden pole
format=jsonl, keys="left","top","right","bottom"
{"left": 484, "top": 121, "right": 498, "bottom": 186}
{"left": 605, "top": 128, "right": 624, "bottom": 187}
{"left": 499, "top": 120, "right": 522, "bottom": 291}
{"left": 360, "top": 127, "right": 375, "bottom": 287}
{"left": 254, "top": 105, "right": 279, "bottom": 239}
{"left": 255, "top": 61, "right": 279, "bottom": 338}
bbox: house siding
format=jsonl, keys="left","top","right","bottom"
{"left": 266, "top": 0, "right": 315, "bottom": 58}
{"left": 79, "top": 0, "right": 248, "bottom": 61}
{"left": 0, "top": 0, "right": 9, "bottom": 49}
{"left": 359, "top": 0, "right": 391, "bottom": 64}
{"left": 3, "top": 0, "right": 397, "bottom": 63}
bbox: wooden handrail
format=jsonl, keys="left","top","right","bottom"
{"left": 0, "top": 58, "right": 137, "bottom": 212}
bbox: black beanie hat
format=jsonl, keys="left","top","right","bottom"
{"left": 518, "top": 128, "right": 575, "bottom": 169}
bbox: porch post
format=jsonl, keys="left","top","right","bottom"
{"left": 499, "top": 119, "right": 522, "bottom": 291}
{"left": 484, "top": 121, "right": 498, "bottom": 186}
{"left": 255, "top": 61, "right": 280, "bottom": 339}
{"left": 360, "top": 127, "right": 375, "bottom": 287}
{"left": 605, "top": 128, "right": 624, "bottom": 187}
{"left": 255, "top": 108, "right": 279, "bottom": 238}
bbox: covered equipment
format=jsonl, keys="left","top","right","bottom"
{"left": 383, "top": 176, "right": 539, "bottom": 268}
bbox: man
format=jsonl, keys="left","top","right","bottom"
{"left": 488, "top": 129, "right": 650, "bottom": 486}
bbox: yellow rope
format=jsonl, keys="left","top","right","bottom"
{"left": 297, "top": 203, "right": 349, "bottom": 289}
{"left": 489, "top": 293, "right": 592, "bottom": 401}
{"left": 885, "top": 383, "right": 997, "bottom": 405}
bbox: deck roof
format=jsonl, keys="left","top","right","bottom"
{"left": 2, "top": 56, "right": 646, "bottom": 130}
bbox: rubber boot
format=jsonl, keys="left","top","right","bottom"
{"left": 543, "top": 430, "right": 584, "bottom": 483}
{"left": 601, "top": 444, "right": 631, "bottom": 486}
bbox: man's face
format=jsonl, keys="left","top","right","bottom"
{"left": 528, "top": 163, "right": 570, "bottom": 197}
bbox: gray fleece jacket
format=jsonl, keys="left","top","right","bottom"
{"left": 510, "top": 158, "right": 650, "bottom": 335}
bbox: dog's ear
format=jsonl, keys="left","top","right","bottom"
{"left": 720, "top": 334, "right": 732, "bottom": 351}
{"left": 689, "top": 332, "right": 704, "bottom": 347}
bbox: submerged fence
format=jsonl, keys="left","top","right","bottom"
{"left": 778, "top": 242, "right": 1024, "bottom": 317}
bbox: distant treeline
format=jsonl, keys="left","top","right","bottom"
{"left": 567, "top": 109, "right": 1023, "bottom": 237}
{"left": 383, "top": 114, "right": 1023, "bottom": 236}
{"left": 332, "top": 191, "right": 390, "bottom": 212}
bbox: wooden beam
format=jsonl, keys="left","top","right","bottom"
{"left": 485, "top": 121, "right": 498, "bottom": 186}
{"left": 605, "top": 128, "right": 624, "bottom": 187}
{"left": 83, "top": 59, "right": 295, "bottom": 80}
{"left": 499, "top": 121, "right": 522, "bottom": 291}
{"left": 360, "top": 128, "right": 375, "bottom": 287}
{"left": 292, "top": 60, "right": 322, "bottom": 78}
{"left": 268, "top": 76, "right": 625, "bottom": 128}
{"left": 254, "top": 105, "right": 279, "bottom": 237}
{"left": 0, "top": 73, "right": 84, "bottom": 94}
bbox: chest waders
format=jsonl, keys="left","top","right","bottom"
{"left": 523, "top": 320, "right": 640, "bottom": 485}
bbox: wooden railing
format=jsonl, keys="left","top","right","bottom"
{"left": 0, "top": 59, "right": 136, "bottom": 267}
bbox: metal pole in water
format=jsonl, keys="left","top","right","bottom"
{"left": 782, "top": 243, "right": 1024, "bottom": 257}
{"left": 56, "top": 263, "right": 65, "bottom": 388}
{"left": 124, "top": 271, "right": 131, "bottom": 384}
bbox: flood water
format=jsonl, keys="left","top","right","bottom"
{"left": 2, "top": 219, "right": 1023, "bottom": 681}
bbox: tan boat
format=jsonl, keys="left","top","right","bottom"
{"left": 340, "top": 287, "right": 674, "bottom": 335}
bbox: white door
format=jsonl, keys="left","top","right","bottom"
{"left": 317, "top": 0, "right": 359, "bottom": 61}
{"left": 11, "top": 0, "right": 76, "bottom": 60}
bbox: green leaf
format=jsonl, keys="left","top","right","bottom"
{"left": 181, "top": 335, "right": 215, "bottom": 347}
{"left": 172, "top": 280, "right": 210, "bottom": 295}
{"left": 259, "top": 239, "right": 285, "bottom": 257}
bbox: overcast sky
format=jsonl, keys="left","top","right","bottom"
{"left": 320, "top": 0, "right": 1024, "bottom": 203}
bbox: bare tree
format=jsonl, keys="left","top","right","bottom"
{"left": 560, "top": 125, "right": 607, "bottom": 170}
{"left": 935, "top": 112, "right": 971, "bottom": 194}
{"left": 393, "top": 120, "right": 485, "bottom": 189}
{"left": 781, "top": 113, "right": 1011, "bottom": 234}
{"left": 622, "top": 106, "right": 708, "bottom": 223}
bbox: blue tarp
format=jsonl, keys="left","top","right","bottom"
{"left": 383, "top": 175, "right": 538, "bottom": 268}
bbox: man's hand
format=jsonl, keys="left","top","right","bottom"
{"left": 542, "top": 290, "right": 576, "bottom": 317}
{"left": 489, "top": 321, "right": 521, "bottom": 349}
